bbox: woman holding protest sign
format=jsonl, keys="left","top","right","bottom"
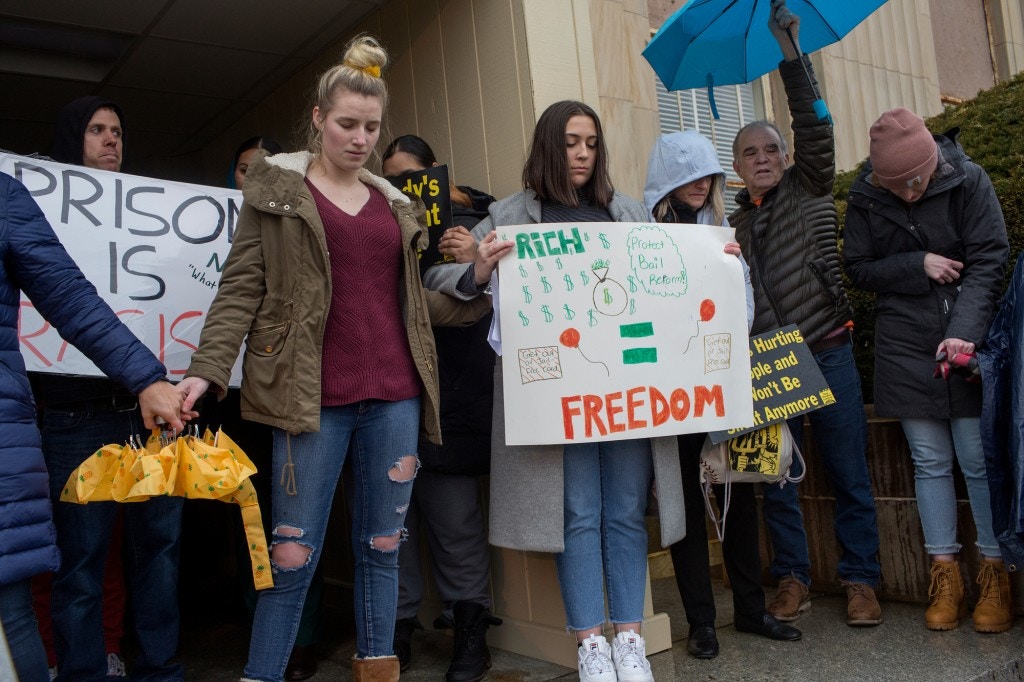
{"left": 175, "top": 35, "right": 502, "bottom": 682}
{"left": 643, "top": 130, "right": 799, "bottom": 660}
{"left": 424, "top": 100, "right": 683, "bottom": 682}
{"left": 381, "top": 135, "right": 501, "bottom": 682}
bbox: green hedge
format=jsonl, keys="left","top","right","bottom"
{"left": 835, "top": 73, "right": 1024, "bottom": 403}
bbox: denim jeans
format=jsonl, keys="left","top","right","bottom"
{"left": 901, "top": 417, "right": 1000, "bottom": 557}
{"left": 554, "top": 438, "right": 653, "bottom": 630}
{"left": 42, "top": 406, "right": 184, "bottom": 682}
{"left": 760, "top": 343, "right": 882, "bottom": 587}
{"left": 0, "top": 579, "right": 49, "bottom": 682}
{"left": 244, "top": 399, "right": 420, "bottom": 681}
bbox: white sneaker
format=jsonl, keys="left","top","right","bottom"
{"left": 107, "top": 652, "right": 127, "bottom": 678}
{"left": 611, "top": 631, "right": 653, "bottom": 682}
{"left": 577, "top": 634, "right": 616, "bottom": 682}
{"left": 48, "top": 666, "right": 58, "bottom": 681}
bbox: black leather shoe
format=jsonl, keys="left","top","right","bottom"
{"left": 734, "top": 612, "right": 802, "bottom": 641}
{"left": 686, "top": 625, "right": 719, "bottom": 659}
{"left": 284, "top": 644, "right": 318, "bottom": 681}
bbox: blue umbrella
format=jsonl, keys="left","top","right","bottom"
{"left": 643, "top": 0, "right": 888, "bottom": 119}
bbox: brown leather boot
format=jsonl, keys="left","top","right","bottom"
{"left": 766, "top": 575, "right": 811, "bottom": 622}
{"left": 352, "top": 655, "right": 401, "bottom": 682}
{"left": 924, "top": 560, "right": 966, "bottom": 631}
{"left": 843, "top": 582, "right": 883, "bottom": 626}
{"left": 973, "top": 561, "right": 1014, "bottom": 633}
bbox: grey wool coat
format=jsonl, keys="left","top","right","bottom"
{"left": 423, "top": 189, "right": 686, "bottom": 552}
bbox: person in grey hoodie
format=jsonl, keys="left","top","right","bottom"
{"left": 644, "top": 132, "right": 798, "bottom": 659}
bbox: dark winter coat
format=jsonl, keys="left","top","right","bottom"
{"left": 0, "top": 174, "right": 167, "bottom": 586}
{"left": 844, "top": 130, "right": 1008, "bottom": 418}
{"left": 419, "top": 188, "right": 497, "bottom": 474}
{"left": 977, "top": 252, "right": 1024, "bottom": 567}
{"left": 729, "top": 56, "right": 853, "bottom": 348}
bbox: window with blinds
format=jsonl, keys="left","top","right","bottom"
{"left": 654, "top": 78, "right": 757, "bottom": 212}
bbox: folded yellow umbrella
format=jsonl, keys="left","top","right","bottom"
{"left": 61, "top": 428, "right": 273, "bottom": 590}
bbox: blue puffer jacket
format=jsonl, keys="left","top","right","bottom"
{"left": 0, "top": 173, "right": 168, "bottom": 586}
{"left": 978, "top": 251, "right": 1024, "bottom": 568}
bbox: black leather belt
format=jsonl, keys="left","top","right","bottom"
{"left": 809, "top": 331, "right": 852, "bottom": 355}
{"left": 45, "top": 396, "right": 139, "bottom": 414}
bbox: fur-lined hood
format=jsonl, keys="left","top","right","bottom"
{"left": 261, "top": 150, "right": 411, "bottom": 205}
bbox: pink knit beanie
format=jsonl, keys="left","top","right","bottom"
{"left": 869, "top": 108, "right": 937, "bottom": 189}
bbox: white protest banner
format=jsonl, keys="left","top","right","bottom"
{"left": 1, "top": 153, "right": 243, "bottom": 385}
{"left": 496, "top": 221, "right": 754, "bottom": 445}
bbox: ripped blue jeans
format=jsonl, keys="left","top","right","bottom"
{"left": 244, "top": 399, "right": 421, "bottom": 681}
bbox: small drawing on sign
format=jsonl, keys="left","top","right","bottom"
{"left": 704, "top": 333, "right": 731, "bottom": 373}
{"left": 518, "top": 346, "right": 563, "bottom": 385}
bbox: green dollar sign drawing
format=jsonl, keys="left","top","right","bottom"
{"left": 588, "top": 309, "right": 598, "bottom": 327}
{"left": 519, "top": 263, "right": 528, "bottom": 277}
{"left": 541, "top": 277, "right": 552, "bottom": 293}
{"left": 541, "top": 304, "right": 553, "bottom": 322}
{"left": 564, "top": 274, "right": 575, "bottom": 291}
{"left": 629, "top": 299, "right": 636, "bottom": 315}
{"left": 599, "top": 233, "right": 610, "bottom": 249}
{"left": 535, "top": 261, "right": 544, "bottom": 272}
{"left": 603, "top": 287, "right": 612, "bottom": 305}
{"left": 556, "top": 257, "right": 563, "bottom": 270}
{"left": 518, "top": 311, "right": 530, "bottom": 327}
{"left": 563, "top": 304, "right": 576, "bottom": 320}
{"left": 579, "top": 271, "right": 590, "bottom": 285}
{"left": 628, "top": 275, "right": 638, "bottom": 293}
{"left": 522, "top": 286, "right": 533, "bottom": 304}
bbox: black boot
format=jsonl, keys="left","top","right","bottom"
{"left": 393, "top": 617, "right": 421, "bottom": 672}
{"left": 446, "top": 601, "right": 502, "bottom": 682}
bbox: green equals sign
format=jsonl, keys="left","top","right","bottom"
{"left": 620, "top": 322, "right": 657, "bottom": 364}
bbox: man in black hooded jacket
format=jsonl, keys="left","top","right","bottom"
{"left": 31, "top": 96, "right": 185, "bottom": 682}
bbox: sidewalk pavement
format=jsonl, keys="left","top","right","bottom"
{"left": 178, "top": 577, "right": 1023, "bottom": 681}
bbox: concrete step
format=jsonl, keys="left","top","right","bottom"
{"left": 176, "top": 576, "right": 1023, "bottom": 681}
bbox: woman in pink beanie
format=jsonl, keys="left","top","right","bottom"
{"left": 844, "top": 108, "right": 1013, "bottom": 632}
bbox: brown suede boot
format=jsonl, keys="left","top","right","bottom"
{"left": 924, "top": 560, "right": 966, "bottom": 631}
{"left": 973, "top": 561, "right": 1014, "bottom": 633}
{"left": 352, "top": 655, "right": 401, "bottom": 682}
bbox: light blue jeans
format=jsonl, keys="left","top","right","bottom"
{"left": 243, "top": 399, "right": 420, "bottom": 681}
{"left": 554, "top": 438, "right": 653, "bottom": 631}
{"left": 900, "top": 417, "right": 1000, "bottom": 557}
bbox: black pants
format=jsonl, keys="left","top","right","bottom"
{"left": 669, "top": 432, "right": 765, "bottom": 627}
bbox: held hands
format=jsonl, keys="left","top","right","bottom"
{"left": 439, "top": 226, "right": 478, "bottom": 263}
{"left": 177, "top": 376, "right": 211, "bottom": 422}
{"left": 724, "top": 241, "right": 741, "bottom": 257}
{"left": 924, "top": 252, "right": 963, "bottom": 284}
{"left": 769, "top": 0, "right": 801, "bottom": 61}
{"left": 473, "top": 231, "right": 515, "bottom": 286}
{"left": 139, "top": 381, "right": 187, "bottom": 431}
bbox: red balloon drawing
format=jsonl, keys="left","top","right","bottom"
{"left": 699, "top": 298, "right": 716, "bottom": 322}
{"left": 559, "top": 328, "right": 581, "bottom": 348}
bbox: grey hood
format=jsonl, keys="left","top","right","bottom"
{"left": 643, "top": 130, "right": 725, "bottom": 218}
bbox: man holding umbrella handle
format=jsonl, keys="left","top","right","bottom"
{"left": 730, "top": 0, "right": 884, "bottom": 628}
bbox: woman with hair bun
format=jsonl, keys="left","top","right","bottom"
{"left": 177, "top": 35, "right": 505, "bottom": 682}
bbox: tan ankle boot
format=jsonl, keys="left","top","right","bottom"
{"left": 973, "top": 561, "right": 1014, "bottom": 633}
{"left": 352, "top": 655, "right": 400, "bottom": 682}
{"left": 924, "top": 560, "right": 966, "bottom": 630}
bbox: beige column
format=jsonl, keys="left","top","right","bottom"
{"left": 989, "top": 0, "right": 1024, "bottom": 82}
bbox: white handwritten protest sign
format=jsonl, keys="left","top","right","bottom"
{"left": 1, "top": 153, "right": 243, "bottom": 385}
{"left": 496, "top": 221, "right": 753, "bottom": 445}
